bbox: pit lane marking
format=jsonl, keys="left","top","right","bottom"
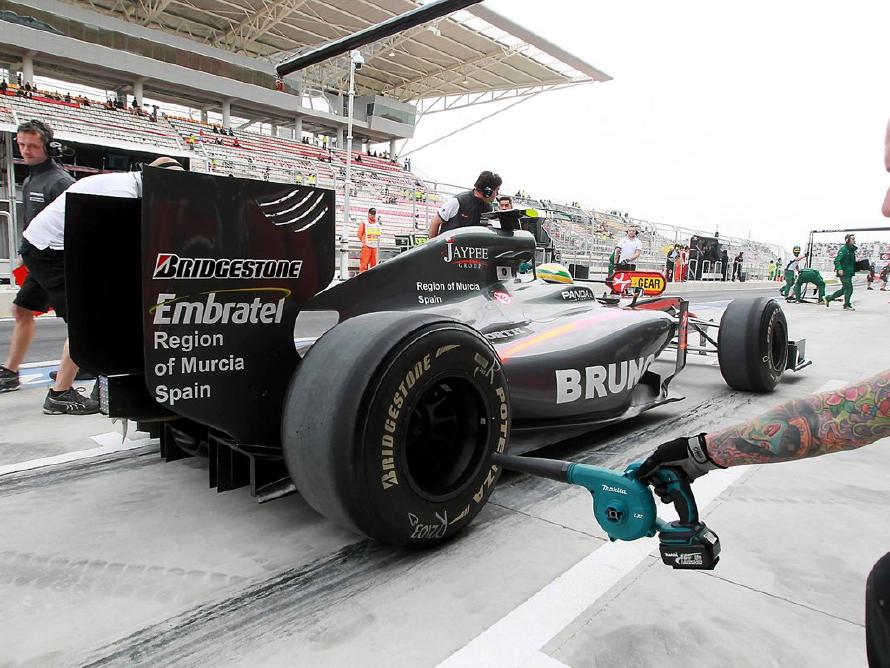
{"left": 0, "top": 432, "right": 156, "bottom": 477}
{"left": 438, "top": 467, "right": 748, "bottom": 668}
{"left": 438, "top": 380, "right": 844, "bottom": 668}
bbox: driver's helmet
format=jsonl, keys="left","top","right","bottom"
{"left": 793, "top": 246, "right": 801, "bottom": 254}
{"left": 537, "top": 263, "right": 573, "bottom": 284}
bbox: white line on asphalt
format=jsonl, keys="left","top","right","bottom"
{"left": 439, "top": 379, "right": 848, "bottom": 668}
{"left": 0, "top": 432, "right": 156, "bottom": 477}
{"left": 438, "top": 466, "right": 748, "bottom": 668}
{"left": 20, "top": 360, "right": 60, "bottom": 368}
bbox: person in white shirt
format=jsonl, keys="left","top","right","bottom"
{"left": 616, "top": 226, "right": 643, "bottom": 271}
{"left": 779, "top": 245, "right": 807, "bottom": 298}
{"left": 9, "top": 157, "right": 182, "bottom": 415}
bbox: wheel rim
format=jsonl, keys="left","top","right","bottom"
{"left": 404, "top": 377, "right": 488, "bottom": 500}
{"left": 769, "top": 317, "right": 788, "bottom": 371}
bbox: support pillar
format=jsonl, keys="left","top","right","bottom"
{"left": 133, "top": 78, "right": 145, "bottom": 108}
{"left": 293, "top": 117, "right": 302, "bottom": 141}
{"left": 21, "top": 53, "right": 33, "bottom": 85}
{"left": 389, "top": 138, "right": 397, "bottom": 157}
{"left": 222, "top": 99, "right": 231, "bottom": 129}
{"left": 200, "top": 109, "right": 208, "bottom": 123}
{"left": 271, "top": 123, "right": 278, "bottom": 138}
{"left": 336, "top": 127, "right": 344, "bottom": 148}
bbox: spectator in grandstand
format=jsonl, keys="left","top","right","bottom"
{"left": 0, "top": 79, "right": 7, "bottom": 92}
{"left": 720, "top": 248, "right": 729, "bottom": 281}
{"left": 428, "top": 170, "right": 502, "bottom": 238}
{"left": 358, "top": 208, "right": 382, "bottom": 272}
{"left": 149, "top": 105, "right": 158, "bottom": 122}
{"left": 825, "top": 234, "right": 858, "bottom": 310}
{"left": 308, "top": 173, "right": 317, "bottom": 186}
{"left": 233, "top": 137, "right": 240, "bottom": 148}
{"left": 64, "top": 92, "right": 71, "bottom": 103}
{"left": 1, "top": 120, "right": 76, "bottom": 397}
{"left": 497, "top": 195, "right": 514, "bottom": 211}
{"left": 0, "top": 157, "right": 184, "bottom": 413}
{"left": 732, "top": 251, "right": 744, "bottom": 281}
{"left": 615, "top": 226, "right": 642, "bottom": 271}
{"left": 228, "top": 127, "right": 235, "bottom": 137}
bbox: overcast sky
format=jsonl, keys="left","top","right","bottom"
{"left": 404, "top": 0, "right": 890, "bottom": 251}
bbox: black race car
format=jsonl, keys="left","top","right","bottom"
{"left": 65, "top": 171, "right": 809, "bottom": 546}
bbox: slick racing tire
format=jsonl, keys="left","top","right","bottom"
{"left": 717, "top": 298, "right": 788, "bottom": 392}
{"left": 282, "top": 312, "right": 510, "bottom": 547}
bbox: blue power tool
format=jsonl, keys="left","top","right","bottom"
{"left": 492, "top": 453, "right": 720, "bottom": 569}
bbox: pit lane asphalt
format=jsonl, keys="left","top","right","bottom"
{"left": 1, "top": 286, "right": 887, "bottom": 667}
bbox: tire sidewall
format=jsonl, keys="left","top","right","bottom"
{"left": 351, "top": 324, "right": 509, "bottom": 546}
{"left": 755, "top": 301, "right": 787, "bottom": 388}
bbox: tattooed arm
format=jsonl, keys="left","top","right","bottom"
{"left": 706, "top": 370, "right": 890, "bottom": 467}
{"left": 636, "top": 370, "right": 890, "bottom": 483}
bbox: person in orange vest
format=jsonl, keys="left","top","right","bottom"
{"left": 358, "top": 207, "right": 381, "bottom": 272}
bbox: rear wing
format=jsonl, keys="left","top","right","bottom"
{"left": 66, "top": 169, "right": 336, "bottom": 446}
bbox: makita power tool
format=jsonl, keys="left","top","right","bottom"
{"left": 492, "top": 453, "right": 720, "bottom": 569}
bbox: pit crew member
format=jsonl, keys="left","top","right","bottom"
{"left": 636, "top": 369, "right": 889, "bottom": 667}
{"left": 788, "top": 267, "right": 827, "bottom": 304}
{"left": 825, "top": 234, "right": 858, "bottom": 310}
{"left": 616, "top": 226, "right": 642, "bottom": 271}
{"left": 357, "top": 207, "right": 381, "bottom": 272}
{"left": 1, "top": 120, "right": 75, "bottom": 393}
{"left": 779, "top": 246, "right": 807, "bottom": 298}
{"left": 6, "top": 157, "right": 183, "bottom": 415}
{"left": 428, "top": 170, "right": 501, "bottom": 238}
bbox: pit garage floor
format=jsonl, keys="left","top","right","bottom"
{"left": 0, "top": 284, "right": 888, "bottom": 667}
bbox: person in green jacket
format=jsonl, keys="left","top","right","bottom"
{"left": 825, "top": 234, "right": 858, "bottom": 309}
{"left": 789, "top": 268, "right": 826, "bottom": 303}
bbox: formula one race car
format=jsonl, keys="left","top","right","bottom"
{"left": 65, "top": 171, "right": 810, "bottom": 546}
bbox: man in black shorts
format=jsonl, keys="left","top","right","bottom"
{"left": 0, "top": 121, "right": 79, "bottom": 401}
{"left": 2, "top": 157, "right": 183, "bottom": 414}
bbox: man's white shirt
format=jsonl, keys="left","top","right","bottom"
{"left": 617, "top": 235, "right": 642, "bottom": 263}
{"left": 24, "top": 172, "right": 143, "bottom": 250}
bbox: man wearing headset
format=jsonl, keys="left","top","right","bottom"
{"left": 428, "top": 170, "right": 502, "bottom": 238}
{"left": 0, "top": 157, "right": 183, "bottom": 414}
{"left": 1, "top": 120, "right": 75, "bottom": 395}
{"left": 825, "top": 233, "right": 859, "bottom": 310}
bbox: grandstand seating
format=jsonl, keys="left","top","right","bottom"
{"left": 1, "top": 90, "right": 181, "bottom": 151}
{"left": 0, "top": 82, "right": 787, "bottom": 278}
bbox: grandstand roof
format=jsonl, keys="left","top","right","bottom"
{"left": 62, "top": 0, "right": 610, "bottom": 103}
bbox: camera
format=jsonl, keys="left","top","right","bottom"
{"left": 351, "top": 50, "right": 365, "bottom": 70}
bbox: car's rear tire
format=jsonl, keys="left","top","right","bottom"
{"left": 717, "top": 298, "right": 788, "bottom": 392}
{"left": 282, "top": 311, "right": 510, "bottom": 547}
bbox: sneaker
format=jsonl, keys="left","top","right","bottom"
{"left": 843, "top": 304, "right": 855, "bottom": 311}
{"left": 0, "top": 365, "right": 20, "bottom": 392}
{"left": 49, "top": 369, "right": 96, "bottom": 382}
{"left": 43, "top": 387, "right": 100, "bottom": 415}
{"left": 824, "top": 298, "right": 831, "bottom": 308}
